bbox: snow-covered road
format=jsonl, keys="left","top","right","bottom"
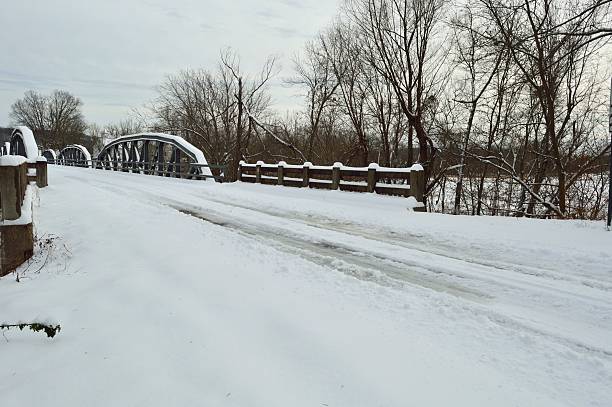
{"left": 1, "top": 166, "right": 611, "bottom": 406}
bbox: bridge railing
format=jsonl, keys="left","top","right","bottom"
{"left": 49, "top": 158, "right": 226, "bottom": 182}
{"left": 0, "top": 156, "right": 35, "bottom": 276}
{"left": 239, "top": 161, "right": 425, "bottom": 210}
{"left": 27, "top": 158, "right": 48, "bottom": 188}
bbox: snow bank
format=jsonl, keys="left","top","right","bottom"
{"left": 406, "top": 196, "right": 424, "bottom": 210}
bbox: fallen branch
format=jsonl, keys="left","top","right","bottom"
{"left": 239, "top": 99, "right": 308, "bottom": 162}
{"left": 466, "top": 152, "right": 566, "bottom": 219}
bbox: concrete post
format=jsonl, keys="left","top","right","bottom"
{"left": 0, "top": 161, "right": 33, "bottom": 275}
{"left": 410, "top": 164, "right": 426, "bottom": 212}
{"left": 0, "top": 162, "right": 25, "bottom": 221}
{"left": 0, "top": 223, "right": 34, "bottom": 276}
{"left": 36, "top": 159, "right": 48, "bottom": 187}
{"left": 331, "top": 162, "right": 342, "bottom": 190}
{"left": 278, "top": 161, "right": 286, "bottom": 186}
{"left": 367, "top": 163, "right": 378, "bottom": 193}
{"left": 0, "top": 157, "right": 36, "bottom": 275}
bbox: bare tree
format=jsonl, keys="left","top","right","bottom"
{"left": 9, "top": 90, "right": 46, "bottom": 132}
{"left": 103, "top": 118, "right": 147, "bottom": 147}
{"left": 346, "top": 0, "right": 450, "bottom": 178}
{"left": 320, "top": 23, "right": 371, "bottom": 165}
{"left": 450, "top": 3, "right": 505, "bottom": 214}
{"left": 152, "top": 50, "right": 304, "bottom": 180}
{"left": 220, "top": 50, "right": 278, "bottom": 180}
{"left": 289, "top": 41, "right": 340, "bottom": 161}
{"left": 478, "top": 0, "right": 612, "bottom": 215}
{"left": 10, "top": 90, "right": 86, "bottom": 149}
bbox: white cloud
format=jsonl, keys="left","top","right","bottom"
{"left": 0, "top": 0, "right": 339, "bottom": 125}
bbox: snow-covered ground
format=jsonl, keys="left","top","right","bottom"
{"left": 1, "top": 165, "right": 611, "bottom": 406}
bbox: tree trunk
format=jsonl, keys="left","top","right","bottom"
{"left": 232, "top": 77, "right": 244, "bottom": 182}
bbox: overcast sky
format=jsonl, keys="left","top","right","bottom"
{"left": 0, "top": 0, "right": 340, "bottom": 126}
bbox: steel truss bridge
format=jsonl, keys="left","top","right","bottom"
{"left": 47, "top": 133, "right": 224, "bottom": 182}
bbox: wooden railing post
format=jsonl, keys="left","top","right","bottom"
{"left": 277, "top": 161, "right": 285, "bottom": 186}
{"left": 331, "top": 162, "right": 342, "bottom": 190}
{"left": 367, "top": 163, "right": 378, "bottom": 193}
{"left": 302, "top": 162, "right": 311, "bottom": 188}
{"left": 238, "top": 160, "right": 244, "bottom": 181}
{"left": 36, "top": 157, "right": 49, "bottom": 188}
{"left": 409, "top": 164, "right": 426, "bottom": 212}
{"left": 255, "top": 161, "right": 262, "bottom": 183}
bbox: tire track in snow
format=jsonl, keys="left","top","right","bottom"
{"left": 200, "top": 196, "right": 612, "bottom": 293}
{"left": 173, "top": 205, "right": 489, "bottom": 302}
{"left": 167, "top": 202, "right": 612, "bottom": 359}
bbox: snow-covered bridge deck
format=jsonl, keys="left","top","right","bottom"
{"left": 1, "top": 165, "right": 611, "bottom": 406}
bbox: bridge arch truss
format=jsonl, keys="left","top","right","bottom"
{"left": 58, "top": 145, "right": 92, "bottom": 167}
{"left": 9, "top": 127, "right": 39, "bottom": 160}
{"left": 42, "top": 149, "right": 57, "bottom": 162}
{"left": 95, "top": 133, "right": 214, "bottom": 180}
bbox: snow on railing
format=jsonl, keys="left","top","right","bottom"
{"left": 241, "top": 161, "right": 423, "bottom": 172}
{"left": 238, "top": 160, "right": 425, "bottom": 210}
{"left": 0, "top": 155, "right": 47, "bottom": 221}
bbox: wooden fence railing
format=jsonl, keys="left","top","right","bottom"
{"left": 239, "top": 161, "right": 425, "bottom": 210}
